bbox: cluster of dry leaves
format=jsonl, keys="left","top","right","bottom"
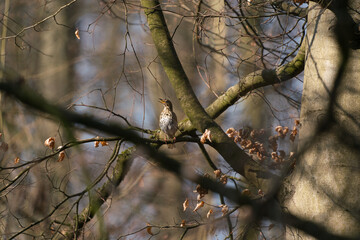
{"left": 14, "top": 136, "right": 110, "bottom": 165}
{"left": 226, "top": 120, "right": 300, "bottom": 168}
{"left": 94, "top": 137, "right": 109, "bottom": 147}
{"left": 44, "top": 137, "right": 65, "bottom": 162}
{"left": 175, "top": 168, "right": 256, "bottom": 230}
{"left": 45, "top": 136, "right": 109, "bottom": 163}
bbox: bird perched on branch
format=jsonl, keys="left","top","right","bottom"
{"left": 159, "top": 98, "right": 178, "bottom": 148}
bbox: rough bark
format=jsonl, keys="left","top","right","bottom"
{"left": 283, "top": 1, "right": 360, "bottom": 239}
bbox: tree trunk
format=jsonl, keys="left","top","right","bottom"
{"left": 283, "top": 1, "right": 360, "bottom": 239}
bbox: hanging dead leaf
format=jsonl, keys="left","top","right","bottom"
{"left": 214, "top": 169, "right": 221, "bottom": 179}
{"left": 220, "top": 175, "right": 228, "bottom": 185}
{"left": 200, "top": 129, "right": 212, "bottom": 144}
{"left": 44, "top": 137, "right": 55, "bottom": 150}
{"left": 245, "top": 141, "right": 253, "bottom": 149}
{"left": 282, "top": 127, "right": 289, "bottom": 136}
{"left": 195, "top": 184, "right": 208, "bottom": 199}
{"left": 257, "top": 152, "right": 265, "bottom": 161}
{"left": 183, "top": 198, "right": 189, "bottom": 211}
{"left": 94, "top": 141, "right": 100, "bottom": 148}
{"left": 220, "top": 204, "right": 229, "bottom": 216}
{"left": 290, "top": 126, "right": 298, "bottom": 142}
{"left": 207, "top": 209, "right": 214, "bottom": 218}
{"left": 14, "top": 157, "right": 20, "bottom": 164}
{"left": 226, "top": 128, "right": 236, "bottom": 137}
{"left": 275, "top": 126, "right": 283, "bottom": 133}
{"left": 146, "top": 224, "right": 154, "bottom": 235}
{"left": 58, "top": 151, "right": 65, "bottom": 162}
{"left": 100, "top": 141, "right": 108, "bottom": 146}
{"left": 75, "top": 29, "right": 80, "bottom": 39}
{"left": 180, "top": 220, "right": 186, "bottom": 227}
{"left": 193, "top": 201, "right": 204, "bottom": 212}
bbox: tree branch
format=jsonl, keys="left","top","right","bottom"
{"left": 179, "top": 40, "right": 306, "bottom": 133}
{"left": 141, "top": 0, "right": 296, "bottom": 189}
{"left": 67, "top": 143, "right": 134, "bottom": 238}
{"left": 0, "top": 74, "right": 355, "bottom": 240}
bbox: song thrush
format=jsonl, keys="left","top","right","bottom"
{"left": 159, "top": 98, "right": 178, "bottom": 148}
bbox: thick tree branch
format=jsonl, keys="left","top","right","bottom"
{"left": 179, "top": 40, "right": 306, "bottom": 133}
{"left": 0, "top": 75, "right": 355, "bottom": 240}
{"left": 141, "top": 0, "right": 273, "bottom": 189}
{"left": 141, "top": 0, "right": 306, "bottom": 190}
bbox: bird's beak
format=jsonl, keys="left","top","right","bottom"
{"left": 158, "top": 98, "right": 166, "bottom": 104}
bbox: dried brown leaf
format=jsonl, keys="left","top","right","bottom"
{"left": 193, "top": 201, "right": 204, "bottom": 212}
{"left": 44, "top": 137, "right": 55, "bottom": 150}
{"left": 195, "top": 184, "right": 208, "bottom": 199}
{"left": 275, "top": 126, "right": 283, "bottom": 133}
{"left": 146, "top": 224, "right": 153, "bottom": 235}
{"left": 207, "top": 209, "right": 214, "bottom": 218}
{"left": 250, "top": 130, "right": 256, "bottom": 138}
{"left": 200, "top": 129, "right": 212, "bottom": 144}
{"left": 220, "top": 175, "right": 228, "bottom": 185}
{"left": 226, "top": 128, "right": 236, "bottom": 138}
{"left": 290, "top": 126, "right": 298, "bottom": 142}
{"left": 75, "top": 29, "right": 80, "bottom": 39}
{"left": 282, "top": 127, "right": 289, "bottom": 136}
{"left": 183, "top": 198, "right": 189, "bottom": 211}
{"left": 214, "top": 169, "right": 221, "bottom": 179}
{"left": 180, "top": 220, "right": 186, "bottom": 227}
{"left": 58, "top": 151, "right": 65, "bottom": 162}
{"left": 220, "top": 204, "right": 229, "bottom": 216}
